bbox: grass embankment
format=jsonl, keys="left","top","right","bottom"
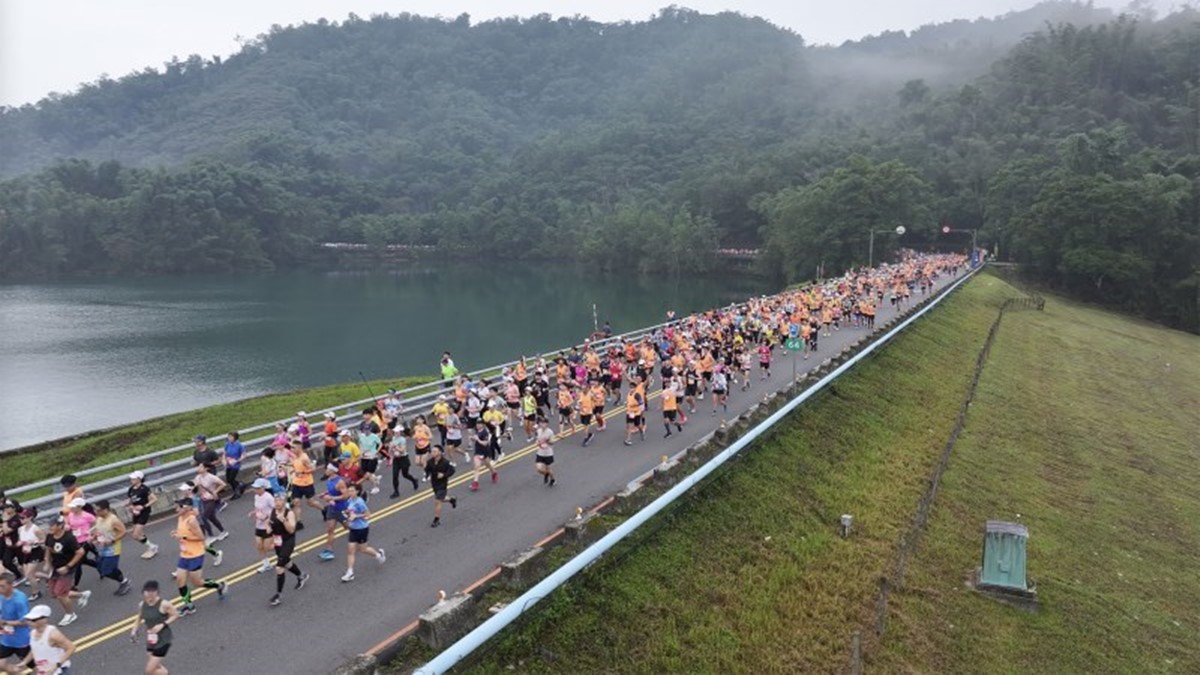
{"left": 875, "top": 289, "right": 1200, "bottom": 672}
{"left": 2, "top": 375, "right": 431, "bottom": 491}
{"left": 460, "top": 273, "right": 1021, "bottom": 673}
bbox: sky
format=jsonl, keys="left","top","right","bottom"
{"left": 0, "top": 0, "right": 1174, "bottom": 107}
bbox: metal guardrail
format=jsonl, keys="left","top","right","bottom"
{"left": 6, "top": 311, "right": 716, "bottom": 516}
{"left": 414, "top": 263, "right": 982, "bottom": 674}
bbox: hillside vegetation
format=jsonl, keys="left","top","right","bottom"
{"left": 1, "top": 3, "right": 1196, "bottom": 332}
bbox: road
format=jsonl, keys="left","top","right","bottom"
{"left": 54, "top": 270, "right": 961, "bottom": 674}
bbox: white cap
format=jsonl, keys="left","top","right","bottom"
{"left": 438, "top": 394, "right": 447, "bottom": 401}
{"left": 68, "top": 497, "right": 86, "bottom": 508}
{"left": 324, "top": 411, "right": 336, "bottom": 419}
{"left": 296, "top": 411, "right": 307, "bottom": 417}
{"left": 24, "top": 605, "right": 53, "bottom": 621}
{"left": 178, "top": 483, "right": 193, "bottom": 492}
{"left": 129, "top": 470, "right": 145, "bottom": 481}
{"left": 252, "top": 478, "right": 271, "bottom": 489}
{"left": 287, "top": 424, "right": 300, "bottom": 434}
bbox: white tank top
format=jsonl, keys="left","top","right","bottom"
{"left": 30, "top": 627, "right": 70, "bottom": 674}
{"left": 18, "top": 524, "right": 42, "bottom": 552}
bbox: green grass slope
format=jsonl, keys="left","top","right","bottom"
{"left": 875, "top": 289, "right": 1200, "bottom": 673}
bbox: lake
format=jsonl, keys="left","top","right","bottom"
{"left": 0, "top": 264, "right": 771, "bottom": 451}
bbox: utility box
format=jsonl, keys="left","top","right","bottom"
{"left": 979, "top": 521, "right": 1029, "bottom": 591}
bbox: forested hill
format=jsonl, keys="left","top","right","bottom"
{"left": 1, "top": 3, "right": 1196, "bottom": 331}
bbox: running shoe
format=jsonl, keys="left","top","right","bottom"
{"left": 59, "top": 613, "right": 77, "bottom": 626}
{"left": 296, "top": 573, "right": 310, "bottom": 590}
{"left": 258, "top": 559, "right": 272, "bottom": 574}
{"left": 213, "top": 550, "right": 224, "bottom": 567}
{"left": 216, "top": 531, "right": 230, "bottom": 542}
{"left": 28, "top": 592, "right": 41, "bottom": 602}
{"left": 377, "top": 548, "right": 386, "bottom": 565}
{"left": 76, "top": 590, "right": 92, "bottom": 609}
{"left": 318, "top": 549, "right": 335, "bottom": 561}
{"left": 469, "top": 481, "right": 479, "bottom": 492}
{"left": 449, "top": 497, "right": 458, "bottom": 509}
{"left": 180, "top": 604, "right": 197, "bottom": 616}
{"left": 491, "top": 472, "right": 498, "bottom": 484}
{"left": 340, "top": 570, "right": 355, "bottom": 582}
{"left": 269, "top": 594, "right": 282, "bottom": 607}
{"left": 142, "top": 543, "right": 159, "bottom": 559}
{"left": 116, "top": 578, "right": 132, "bottom": 596}
{"left": 216, "top": 581, "right": 227, "bottom": 599}
{"left": 369, "top": 487, "right": 380, "bottom": 495}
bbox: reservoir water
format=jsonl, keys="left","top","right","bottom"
{"left": 0, "top": 263, "right": 770, "bottom": 451}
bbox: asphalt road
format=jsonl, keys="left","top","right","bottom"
{"left": 52, "top": 270, "right": 960, "bottom": 674}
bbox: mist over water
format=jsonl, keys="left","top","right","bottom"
{"left": 0, "top": 263, "right": 770, "bottom": 450}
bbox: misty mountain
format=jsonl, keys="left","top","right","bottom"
{"left": 0, "top": 3, "right": 1196, "bottom": 331}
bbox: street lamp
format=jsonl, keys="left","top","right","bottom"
{"left": 941, "top": 225, "right": 979, "bottom": 265}
{"left": 868, "top": 225, "right": 906, "bottom": 268}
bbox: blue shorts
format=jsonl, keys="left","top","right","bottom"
{"left": 177, "top": 555, "right": 204, "bottom": 572}
{"left": 98, "top": 555, "right": 121, "bottom": 577}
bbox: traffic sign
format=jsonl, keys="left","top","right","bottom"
{"left": 785, "top": 338, "right": 802, "bottom": 351}
{"left": 942, "top": 225, "right": 951, "bottom": 234}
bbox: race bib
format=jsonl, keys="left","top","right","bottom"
{"left": 2, "top": 625, "right": 13, "bottom": 635}
{"left": 147, "top": 631, "right": 159, "bottom": 646}
{"left": 272, "top": 535, "right": 283, "bottom": 548}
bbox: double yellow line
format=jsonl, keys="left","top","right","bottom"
{"left": 73, "top": 390, "right": 663, "bottom": 651}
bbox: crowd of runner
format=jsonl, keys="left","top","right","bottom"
{"left": 0, "top": 251, "right": 966, "bottom": 675}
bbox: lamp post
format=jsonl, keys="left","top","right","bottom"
{"left": 941, "top": 225, "right": 979, "bottom": 265}
{"left": 868, "top": 225, "right": 906, "bottom": 268}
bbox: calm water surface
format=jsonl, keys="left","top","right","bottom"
{"left": 0, "top": 264, "right": 770, "bottom": 450}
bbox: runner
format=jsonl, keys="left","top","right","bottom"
{"left": 623, "top": 378, "right": 647, "bottom": 446}
{"left": 661, "top": 382, "right": 683, "bottom": 438}
{"left": 18, "top": 605, "right": 73, "bottom": 675}
{"left": 128, "top": 580, "right": 178, "bottom": 675}
{"left": 90, "top": 500, "right": 132, "bottom": 596}
{"left": 41, "top": 517, "right": 89, "bottom": 626}
{"left": 321, "top": 412, "right": 339, "bottom": 465}
{"left": 578, "top": 381, "right": 597, "bottom": 447}
{"left": 534, "top": 417, "right": 557, "bottom": 487}
{"left": 712, "top": 365, "right": 730, "bottom": 417}
{"left": 0, "top": 504, "right": 20, "bottom": 583}
{"left": 757, "top": 341, "right": 772, "bottom": 380}
{"left": 357, "top": 423, "right": 383, "bottom": 495}
{"left": 287, "top": 446, "right": 321, "bottom": 528}
{"left": 520, "top": 389, "right": 537, "bottom": 442}
{"left": 411, "top": 416, "right": 433, "bottom": 478}
{"left": 0, "top": 572, "right": 30, "bottom": 674}
{"left": 61, "top": 500, "right": 96, "bottom": 589}
{"left": 469, "top": 421, "right": 498, "bottom": 492}
{"left": 589, "top": 379, "right": 608, "bottom": 432}
{"left": 16, "top": 510, "right": 44, "bottom": 602}
{"left": 339, "top": 485, "right": 385, "bottom": 582}
{"left": 190, "top": 436, "right": 220, "bottom": 473}
{"left": 248, "top": 479, "right": 275, "bottom": 574}
{"left": 482, "top": 401, "right": 506, "bottom": 459}
{"left": 444, "top": 408, "right": 470, "bottom": 467}
{"left": 222, "top": 431, "right": 245, "bottom": 500}
{"left": 318, "top": 464, "right": 349, "bottom": 562}
{"left": 386, "top": 422, "right": 420, "bottom": 498}
{"left": 425, "top": 446, "right": 458, "bottom": 528}
{"left": 169, "top": 498, "right": 225, "bottom": 615}
{"left": 555, "top": 383, "right": 575, "bottom": 435}
{"left": 191, "top": 464, "right": 228, "bottom": 545}
{"left": 267, "top": 493, "right": 309, "bottom": 604}
{"left": 174, "top": 483, "right": 223, "bottom": 567}
{"left": 430, "top": 395, "right": 451, "bottom": 447}
{"left": 125, "top": 472, "right": 159, "bottom": 560}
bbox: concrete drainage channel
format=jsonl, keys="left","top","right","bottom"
{"left": 332, "top": 266, "right": 984, "bottom": 675}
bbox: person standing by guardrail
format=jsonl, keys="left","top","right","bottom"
{"left": 440, "top": 352, "right": 458, "bottom": 381}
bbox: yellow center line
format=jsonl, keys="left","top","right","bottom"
{"left": 73, "top": 390, "right": 665, "bottom": 651}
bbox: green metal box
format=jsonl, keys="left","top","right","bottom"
{"left": 979, "top": 520, "right": 1029, "bottom": 591}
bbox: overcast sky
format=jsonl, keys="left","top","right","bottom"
{"left": 0, "top": 0, "right": 1171, "bottom": 106}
